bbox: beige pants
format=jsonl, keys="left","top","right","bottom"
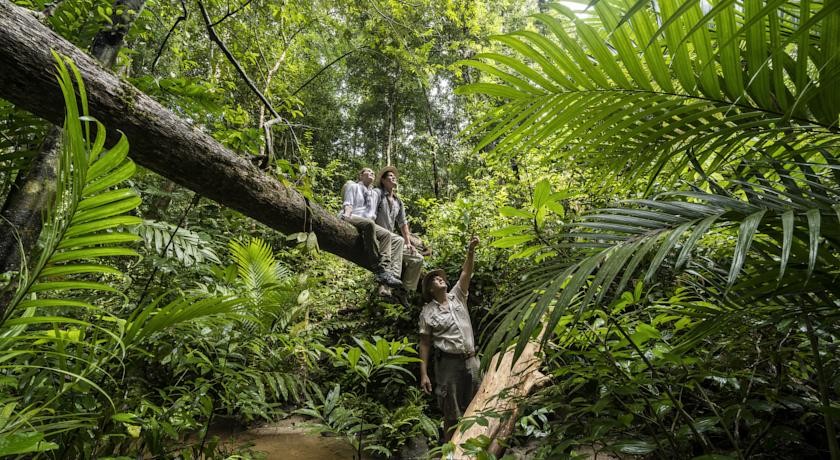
{"left": 346, "top": 215, "right": 403, "bottom": 278}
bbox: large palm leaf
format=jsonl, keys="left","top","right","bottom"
{"left": 0, "top": 54, "right": 143, "bottom": 452}
{"left": 485, "top": 157, "right": 840, "bottom": 361}
{"left": 458, "top": 1, "right": 840, "bottom": 187}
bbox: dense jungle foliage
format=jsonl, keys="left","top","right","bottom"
{"left": 0, "top": 0, "right": 838, "bottom": 459}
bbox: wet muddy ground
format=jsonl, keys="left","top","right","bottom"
{"left": 214, "top": 416, "right": 369, "bottom": 459}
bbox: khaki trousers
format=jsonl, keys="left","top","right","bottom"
{"left": 346, "top": 215, "right": 403, "bottom": 278}
{"left": 434, "top": 351, "right": 481, "bottom": 437}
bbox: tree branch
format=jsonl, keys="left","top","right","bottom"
{"left": 198, "top": 0, "right": 280, "bottom": 119}
{"left": 290, "top": 48, "right": 359, "bottom": 97}
{"left": 210, "top": 0, "right": 252, "bottom": 27}
{"left": 151, "top": 0, "right": 187, "bottom": 72}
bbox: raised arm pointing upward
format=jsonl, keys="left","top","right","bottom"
{"left": 418, "top": 236, "right": 480, "bottom": 442}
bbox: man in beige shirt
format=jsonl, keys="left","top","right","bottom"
{"left": 418, "top": 236, "right": 480, "bottom": 442}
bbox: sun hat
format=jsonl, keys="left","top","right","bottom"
{"left": 375, "top": 165, "right": 399, "bottom": 187}
{"left": 422, "top": 269, "right": 448, "bottom": 301}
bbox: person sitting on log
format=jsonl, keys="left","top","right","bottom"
{"left": 339, "top": 167, "right": 402, "bottom": 289}
{"left": 371, "top": 166, "right": 414, "bottom": 295}
{"left": 418, "top": 236, "right": 481, "bottom": 443}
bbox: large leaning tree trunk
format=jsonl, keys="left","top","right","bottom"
{"left": 0, "top": 0, "right": 370, "bottom": 269}
{"left": 451, "top": 341, "right": 548, "bottom": 459}
{"left": 0, "top": 0, "right": 145, "bottom": 274}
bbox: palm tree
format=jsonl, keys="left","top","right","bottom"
{"left": 459, "top": 1, "right": 840, "bottom": 457}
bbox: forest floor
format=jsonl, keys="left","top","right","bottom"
{"left": 211, "top": 415, "right": 623, "bottom": 459}
{"left": 211, "top": 415, "right": 369, "bottom": 459}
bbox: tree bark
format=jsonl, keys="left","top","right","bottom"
{"left": 450, "top": 342, "right": 548, "bottom": 458}
{"left": 0, "top": 0, "right": 145, "bottom": 274}
{"left": 89, "top": 0, "right": 146, "bottom": 68}
{"left": 0, "top": 127, "right": 60, "bottom": 273}
{"left": 0, "top": 0, "right": 371, "bottom": 270}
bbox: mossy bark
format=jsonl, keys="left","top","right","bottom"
{"left": 0, "top": 0, "right": 371, "bottom": 270}
{"left": 0, "top": 127, "right": 60, "bottom": 273}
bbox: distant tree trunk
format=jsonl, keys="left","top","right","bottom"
{"left": 384, "top": 82, "right": 396, "bottom": 166}
{"left": 0, "top": 0, "right": 373, "bottom": 269}
{"left": 0, "top": 0, "right": 145, "bottom": 273}
{"left": 419, "top": 83, "right": 441, "bottom": 199}
{"left": 89, "top": 0, "right": 146, "bottom": 68}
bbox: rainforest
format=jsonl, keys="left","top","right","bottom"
{"left": 0, "top": 0, "right": 838, "bottom": 459}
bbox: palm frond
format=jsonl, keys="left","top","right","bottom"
{"left": 5, "top": 55, "right": 142, "bottom": 322}
{"left": 459, "top": 1, "right": 840, "bottom": 184}
{"left": 486, "top": 160, "right": 840, "bottom": 361}
{"left": 0, "top": 54, "right": 143, "bottom": 442}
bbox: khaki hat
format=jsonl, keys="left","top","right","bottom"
{"left": 422, "top": 269, "right": 448, "bottom": 301}
{"left": 375, "top": 165, "right": 399, "bottom": 187}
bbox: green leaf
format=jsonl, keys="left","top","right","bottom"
{"left": 499, "top": 206, "right": 533, "bottom": 218}
{"left": 533, "top": 179, "right": 551, "bottom": 209}
{"left": 805, "top": 208, "right": 820, "bottom": 279}
{"left": 0, "top": 432, "right": 58, "bottom": 456}
{"left": 492, "top": 235, "right": 536, "bottom": 248}
{"left": 779, "top": 209, "right": 794, "bottom": 280}
{"left": 489, "top": 225, "right": 530, "bottom": 237}
{"left": 611, "top": 440, "right": 657, "bottom": 455}
{"left": 347, "top": 347, "right": 361, "bottom": 369}
{"left": 728, "top": 209, "right": 766, "bottom": 287}
{"left": 509, "top": 245, "right": 542, "bottom": 261}
{"left": 630, "top": 323, "right": 660, "bottom": 346}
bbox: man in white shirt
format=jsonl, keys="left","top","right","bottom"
{"left": 418, "top": 236, "right": 481, "bottom": 442}
{"left": 340, "top": 167, "right": 402, "bottom": 289}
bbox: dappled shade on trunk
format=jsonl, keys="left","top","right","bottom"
{"left": 0, "top": 0, "right": 371, "bottom": 270}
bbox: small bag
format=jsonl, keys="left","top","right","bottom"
{"left": 401, "top": 252, "right": 423, "bottom": 291}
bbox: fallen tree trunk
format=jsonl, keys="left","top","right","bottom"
{"left": 1, "top": 0, "right": 145, "bottom": 274}
{"left": 0, "top": 0, "right": 369, "bottom": 269}
{"left": 451, "top": 341, "right": 548, "bottom": 459}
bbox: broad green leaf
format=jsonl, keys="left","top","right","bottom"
{"left": 499, "top": 206, "right": 533, "bottom": 219}
{"left": 533, "top": 179, "right": 552, "bottom": 210}
{"left": 492, "top": 235, "right": 536, "bottom": 248}
{"left": 0, "top": 432, "right": 58, "bottom": 456}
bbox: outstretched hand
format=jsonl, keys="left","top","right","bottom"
{"left": 468, "top": 236, "right": 480, "bottom": 251}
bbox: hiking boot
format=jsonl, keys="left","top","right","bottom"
{"left": 375, "top": 271, "right": 403, "bottom": 288}
{"left": 378, "top": 284, "right": 393, "bottom": 297}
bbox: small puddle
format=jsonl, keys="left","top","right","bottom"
{"left": 232, "top": 432, "right": 362, "bottom": 459}
{"left": 212, "top": 417, "right": 372, "bottom": 460}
